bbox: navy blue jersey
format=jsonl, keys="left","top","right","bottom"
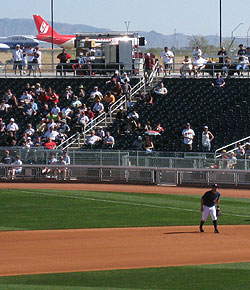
{"left": 202, "top": 190, "right": 220, "bottom": 207}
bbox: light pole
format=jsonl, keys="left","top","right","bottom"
{"left": 124, "top": 21, "right": 130, "bottom": 34}
{"left": 51, "top": 0, "right": 54, "bottom": 73}
{"left": 231, "top": 23, "right": 243, "bottom": 40}
{"left": 247, "top": 25, "right": 250, "bottom": 47}
{"left": 219, "top": 0, "right": 222, "bottom": 47}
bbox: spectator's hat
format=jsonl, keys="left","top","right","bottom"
{"left": 211, "top": 183, "right": 218, "bottom": 188}
{"left": 27, "top": 137, "right": 31, "bottom": 140}
{"left": 204, "top": 126, "right": 208, "bottom": 129}
{"left": 35, "top": 83, "right": 40, "bottom": 87}
{"left": 16, "top": 44, "right": 20, "bottom": 47}
{"left": 59, "top": 156, "right": 63, "bottom": 160}
{"left": 31, "top": 85, "right": 35, "bottom": 89}
{"left": 79, "top": 85, "right": 84, "bottom": 89}
{"left": 186, "top": 122, "right": 190, "bottom": 126}
{"left": 0, "top": 118, "right": 2, "bottom": 121}
{"left": 138, "top": 136, "right": 142, "bottom": 140}
{"left": 239, "top": 44, "right": 243, "bottom": 47}
{"left": 146, "top": 52, "right": 150, "bottom": 56}
{"left": 66, "top": 86, "right": 71, "bottom": 89}
{"left": 114, "top": 70, "right": 119, "bottom": 74}
{"left": 10, "top": 118, "right": 14, "bottom": 122}
{"left": 5, "top": 150, "right": 9, "bottom": 154}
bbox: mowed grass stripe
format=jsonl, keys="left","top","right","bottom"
{"left": 0, "top": 262, "right": 249, "bottom": 290}
{"left": 0, "top": 189, "right": 249, "bottom": 231}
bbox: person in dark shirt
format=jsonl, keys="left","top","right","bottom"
{"left": 212, "top": 73, "right": 225, "bottom": 87}
{"left": 237, "top": 44, "right": 246, "bottom": 56}
{"left": 200, "top": 184, "right": 220, "bottom": 233}
{"left": 217, "top": 47, "right": 227, "bottom": 63}
{"left": 1, "top": 150, "right": 14, "bottom": 164}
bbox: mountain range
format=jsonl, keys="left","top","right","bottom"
{"left": 0, "top": 18, "right": 247, "bottom": 48}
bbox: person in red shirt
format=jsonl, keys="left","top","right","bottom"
{"left": 57, "top": 49, "right": 72, "bottom": 76}
{"left": 44, "top": 137, "right": 56, "bottom": 150}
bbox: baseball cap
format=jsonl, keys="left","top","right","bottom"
{"left": 5, "top": 150, "right": 9, "bottom": 154}
{"left": 211, "top": 184, "right": 218, "bottom": 188}
{"left": 204, "top": 126, "right": 208, "bottom": 129}
{"left": 186, "top": 122, "right": 190, "bottom": 126}
{"left": 10, "top": 118, "right": 14, "bottom": 122}
{"left": 0, "top": 118, "right": 2, "bottom": 121}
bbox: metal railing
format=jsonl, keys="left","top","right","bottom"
{"left": 215, "top": 136, "right": 250, "bottom": 158}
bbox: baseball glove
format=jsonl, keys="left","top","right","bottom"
{"left": 216, "top": 207, "right": 222, "bottom": 217}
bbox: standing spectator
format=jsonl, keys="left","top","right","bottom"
{"left": 217, "top": 47, "right": 227, "bottom": 64}
{"left": 221, "top": 56, "right": 231, "bottom": 77}
{"left": 6, "top": 118, "right": 19, "bottom": 133}
{"left": 155, "top": 123, "right": 164, "bottom": 134}
{"left": 237, "top": 44, "right": 246, "bottom": 56}
{"left": 211, "top": 73, "right": 225, "bottom": 87}
{"left": 33, "top": 47, "right": 42, "bottom": 77}
{"left": 202, "top": 126, "right": 214, "bottom": 152}
{"left": 103, "top": 131, "right": 115, "bottom": 149}
{"left": 161, "top": 47, "right": 174, "bottom": 75}
{"left": 12, "top": 44, "right": 23, "bottom": 75}
{"left": 106, "top": 70, "right": 121, "bottom": 86}
{"left": 26, "top": 45, "right": 34, "bottom": 76}
{"left": 112, "top": 82, "right": 123, "bottom": 99}
{"left": 20, "top": 44, "right": 27, "bottom": 75}
{"left": 246, "top": 47, "right": 250, "bottom": 61}
{"left": 103, "top": 91, "right": 115, "bottom": 112}
{"left": 64, "top": 85, "right": 74, "bottom": 100}
{"left": 144, "top": 53, "right": 155, "bottom": 81}
{"left": 182, "top": 123, "right": 195, "bottom": 151}
{"left": 192, "top": 46, "right": 202, "bottom": 58}
{"left": 57, "top": 48, "right": 72, "bottom": 76}
{"left": 0, "top": 118, "right": 5, "bottom": 135}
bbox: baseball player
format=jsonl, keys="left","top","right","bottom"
{"left": 200, "top": 184, "right": 220, "bottom": 233}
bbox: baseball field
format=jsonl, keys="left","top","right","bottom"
{"left": 0, "top": 183, "right": 249, "bottom": 290}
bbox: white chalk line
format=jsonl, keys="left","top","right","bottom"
{"left": 9, "top": 189, "right": 250, "bottom": 219}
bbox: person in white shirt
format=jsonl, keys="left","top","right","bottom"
{"left": 25, "top": 124, "right": 35, "bottom": 137}
{"left": 192, "top": 46, "right": 202, "bottom": 58}
{"left": 6, "top": 118, "right": 19, "bottom": 133}
{"left": 44, "top": 127, "right": 59, "bottom": 141}
{"left": 236, "top": 56, "right": 249, "bottom": 76}
{"left": 0, "top": 100, "right": 10, "bottom": 112}
{"left": 227, "top": 152, "right": 237, "bottom": 169}
{"left": 33, "top": 46, "right": 42, "bottom": 77}
{"left": 202, "top": 126, "right": 214, "bottom": 152}
{"left": 86, "top": 130, "right": 102, "bottom": 147}
{"left": 20, "top": 91, "right": 33, "bottom": 103}
{"left": 51, "top": 103, "right": 61, "bottom": 115}
{"left": 9, "top": 155, "right": 22, "bottom": 179}
{"left": 193, "top": 55, "right": 207, "bottom": 77}
{"left": 103, "top": 131, "right": 115, "bottom": 149}
{"left": 12, "top": 44, "right": 23, "bottom": 75}
{"left": 180, "top": 56, "right": 193, "bottom": 78}
{"left": 161, "top": 47, "right": 174, "bottom": 75}
{"left": 182, "top": 123, "right": 195, "bottom": 151}
{"left": 62, "top": 105, "right": 72, "bottom": 118}
{"left": 27, "top": 45, "right": 34, "bottom": 76}
{"left": 90, "top": 86, "right": 103, "bottom": 101}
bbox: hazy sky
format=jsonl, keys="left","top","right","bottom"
{"left": 1, "top": 0, "right": 249, "bottom": 37}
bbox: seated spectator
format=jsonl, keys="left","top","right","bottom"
{"left": 36, "top": 118, "right": 47, "bottom": 134}
{"left": 85, "top": 107, "right": 95, "bottom": 122}
{"left": 193, "top": 55, "right": 207, "bottom": 77}
{"left": 9, "top": 155, "right": 22, "bottom": 180}
{"left": 236, "top": 56, "right": 249, "bottom": 76}
{"left": 246, "top": 47, "right": 250, "bottom": 61}
{"left": 4, "top": 89, "right": 13, "bottom": 102}
{"left": 51, "top": 103, "right": 61, "bottom": 116}
{"left": 133, "top": 136, "right": 146, "bottom": 150}
{"left": 22, "top": 99, "right": 38, "bottom": 116}
{"left": 221, "top": 56, "right": 231, "bottom": 77}
{"left": 180, "top": 56, "right": 192, "bottom": 78}
{"left": 103, "top": 131, "right": 115, "bottom": 149}
{"left": 0, "top": 99, "right": 10, "bottom": 112}
{"left": 55, "top": 156, "right": 67, "bottom": 180}
{"left": 93, "top": 98, "right": 104, "bottom": 117}
{"left": 33, "top": 136, "right": 43, "bottom": 147}
{"left": 211, "top": 73, "right": 225, "bottom": 87}
{"left": 58, "top": 119, "right": 70, "bottom": 136}
{"left": 6, "top": 118, "right": 19, "bottom": 133}
{"left": 0, "top": 118, "right": 6, "bottom": 134}
{"left": 245, "top": 143, "right": 250, "bottom": 158}
{"left": 8, "top": 94, "right": 19, "bottom": 109}
{"left": 90, "top": 86, "right": 103, "bottom": 103}
{"left": 42, "top": 153, "right": 57, "bottom": 176}
{"left": 5, "top": 132, "right": 17, "bottom": 146}
{"left": 86, "top": 130, "right": 102, "bottom": 148}
{"left": 20, "top": 90, "right": 33, "bottom": 103}
{"left": 25, "top": 124, "right": 35, "bottom": 137}
{"left": 128, "top": 109, "right": 139, "bottom": 121}
{"left": 235, "top": 142, "right": 245, "bottom": 157}
{"left": 62, "top": 105, "right": 73, "bottom": 120}
{"left": 78, "top": 85, "right": 86, "bottom": 102}
{"left": 71, "top": 96, "right": 82, "bottom": 108}
{"left": 43, "top": 126, "right": 59, "bottom": 141}
{"left": 63, "top": 151, "right": 71, "bottom": 165}
{"left": 64, "top": 85, "right": 74, "bottom": 100}
{"left": 26, "top": 136, "right": 34, "bottom": 148}
{"left": 44, "top": 137, "right": 57, "bottom": 150}
{"left": 155, "top": 123, "right": 164, "bottom": 134}
{"left": 96, "top": 127, "right": 105, "bottom": 138}
{"left": 76, "top": 112, "right": 89, "bottom": 130}
{"left": 227, "top": 152, "right": 237, "bottom": 169}
{"left": 154, "top": 82, "right": 168, "bottom": 96}
{"left": 103, "top": 91, "right": 115, "bottom": 112}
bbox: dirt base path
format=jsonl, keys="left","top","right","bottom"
{"left": 0, "top": 225, "right": 250, "bottom": 277}
{"left": 0, "top": 183, "right": 249, "bottom": 199}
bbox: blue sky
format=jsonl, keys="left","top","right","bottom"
{"left": 1, "top": 0, "right": 249, "bottom": 37}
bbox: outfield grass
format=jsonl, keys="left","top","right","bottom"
{"left": 0, "top": 262, "right": 249, "bottom": 290}
{"left": 0, "top": 189, "right": 249, "bottom": 231}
